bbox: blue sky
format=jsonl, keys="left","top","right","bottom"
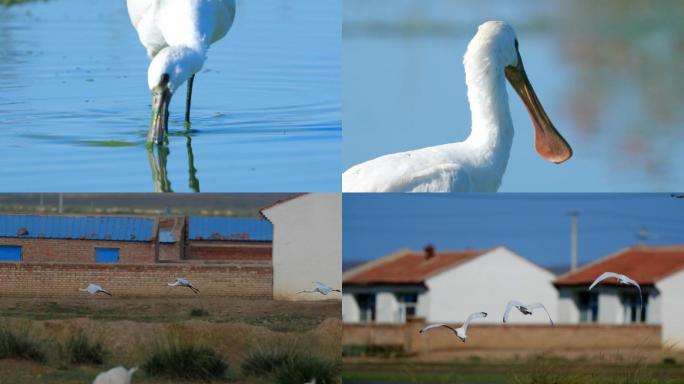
{"left": 343, "top": 194, "right": 684, "bottom": 269}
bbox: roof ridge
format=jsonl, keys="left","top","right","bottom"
{"left": 343, "top": 248, "right": 411, "bottom": 282}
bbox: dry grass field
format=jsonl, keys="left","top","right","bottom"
{"left": 0, "top": 297, "right": 341, "bottom": 383}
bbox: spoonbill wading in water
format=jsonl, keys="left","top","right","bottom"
{"left": 342, "top": 21, "right": 573, "bottom": 192}
{"left": 127, "top": 0, "right": 236, "bottom": 145}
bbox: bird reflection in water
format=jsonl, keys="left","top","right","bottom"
{"left": 147, "top": 131, "right": 200, "bottom": 193}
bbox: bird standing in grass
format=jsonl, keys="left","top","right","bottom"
{"left": 168, "top": 277, "right": 200, "bottom": 294}
{"left": 126, "top": 0, "right": 237, "bottom": 144}
{"left": 79, "top": 283, "right": 112, "bottom": 296}
{"left": 93, "top": 366, "right": 138, "bottom": 384}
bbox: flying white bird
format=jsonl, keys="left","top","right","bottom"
{"left": 503, "top": 300, "right": 554, "bottom": 325}
{"left": 126, "top": 0, "right": 237, "bottom": 144}
{"left": 93, "top": 366, "right": 138, "bottom": 384}
{"left": 342, "top": 21, "right": 572, "bottom": 192}
{"left": 589, "top": 272, "right": 643, "bottom": 308}
{"left": 79, "top": 283, "right": 112, "bottom": 296}
{"left": 419, "top": 312, "right": 487, "bottom": 343}
{"left": 167, "top": 277, "right": 200, "bottom": 294}
{"left": 297, "top": 281, "right": 341, "bottom": 296}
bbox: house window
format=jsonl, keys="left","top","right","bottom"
{"left": 578, "top": 291, "right": 598, "bottom": 323}
{"left": 0, "top": 246, "right": 22, "bottom": 262}
{"left": 95, "top": 248, "right": 120, "bottom": 263}
{"left": 623, "top": 292, "right": 647, "bottom": 323}
{"left": 396, "top": 292, "right": 418, "bottom": 323}
{"left": 356, "top": 294, "right": 376, "bottom": 322}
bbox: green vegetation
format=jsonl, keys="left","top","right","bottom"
{"left": 242, "top": 346, "right": 339, "bottom": 384}
{"left": 343, "top": 344, "right": 407, "bottom": 358}
{"left": 1, "top": 0, "right": 46, "bottom": 6}
{"left": 0, "top": 324, "right": 48, "bottom": 363}
{"left": 190, "top": 308, "right": 209, "bottom": 317}
{"left": 143, "top": 340, "right": 227, "bottom": 381}
{"left": 64, "top": 331, "right": 107, "bottom": 365}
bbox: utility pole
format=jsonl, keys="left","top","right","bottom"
{"left": 638, "top": 225, "right": 648, "bottom": 246}
{"left": 569, "top": 210, "right": 579, "bottom": 271}
{"left": 58, "top": 193, "right": 64, "bottom": 214}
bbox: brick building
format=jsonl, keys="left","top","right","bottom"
{"left": 0, "top": 214, "right": 273, "bottom": 298}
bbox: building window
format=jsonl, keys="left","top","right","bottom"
{"left": 623, "top": 293, "right": 647, "bottom": 323}
{"left": 578, "top": 291, "right": 598, "bottom": 323}
{"left": 396, "top": 293, "right": 418, "bottom": 323}
{"left": 95, "top": 248, "right": 120, "bottom": 263}
{"left": 0, "top": 245, "right": 22, "bottom": 262}
{"left": 356, "top": 294, "right": 376, "bottom": 322}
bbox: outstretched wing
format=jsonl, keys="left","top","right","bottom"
{"left": 503, "top": 300, "right": 523, "bottom": 323}
{"left": 462, "top": 312, "right": 487, "bottom": 333}
{"left": 589, "top": 272, "right": 622, "bottom": 290}
{"left": 419, "top": 323, "right": 456, "bottom": 334}
{"left": 525, "top": 303, "right": 554, "bottom": 325}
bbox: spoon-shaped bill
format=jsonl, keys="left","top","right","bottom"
{"left": 505, "top": 51, "right": 572, "bottom": 164}
{"left": 149, "top": 74, "right": 171, "bottom": 145}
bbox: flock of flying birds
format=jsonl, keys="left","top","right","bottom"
{"left": 79, "top": 280, "right": 340, "bottom": 297}
{"left": 419, "top": 271, "right": 642, "bottom": 343}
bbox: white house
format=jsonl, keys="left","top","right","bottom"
{"left": 555, "top": 245, "right": 684, "bottom": 347}
{"left": 261, "top": 193, "right": 341, "bottom": 301}
{"left": 343, "top": 246, "right": 557, "bottom": 325}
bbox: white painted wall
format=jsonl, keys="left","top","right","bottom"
{"left": 596, "top": 287, "right": 622, "bottom": 324}
{"left": 557, "top": 289, "right": 580, "bottom": 324}
{"left": 376, "top": 292, "right": 400, "bottom": 323}
{"left": 656, "top": 269, "right": 684, "bottom": 348}
{"left": 425, "top": 247, "right": 558, "bottom": 324}
{"left": 262, "top": 194, "right": 341, "bottom": 301}
{"left": 342, "top": 293, "right": 360, "bottom": 323}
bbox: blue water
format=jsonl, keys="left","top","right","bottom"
{"left": 343, "top": 0, "right": 684, "bottom": 192}
{"left": 0, "top": 0, "right": 341, "bottom": 192}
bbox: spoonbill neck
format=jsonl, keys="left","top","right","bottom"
{"left": 462, "top": 48, "right": 515, "bottom": 171}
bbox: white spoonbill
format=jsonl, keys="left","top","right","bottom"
{"left": 167, "top": 277, "right": 200, "bottom": 294}
{"left": 503, "top": 300, "right": 554, "bottom": 325}
{"left": 297, "top": 281, "right": 341, "bottom": 296}
{"left": 589, "top": 272, "right": 642, "bottom": 308}
{"left": 419, "top": 312, "right": 487, "bottom": 343}
{"left": 342, "top": 21, "right": 572, "bottom": 192}
{"left": 79, "top": 283, "right": 112, "bottom": 296}
{"left": 127, "top": 0, "right": 237, "bottom": 144}
{"left": 93, "top": 366, "right": 138, "bottom": 384}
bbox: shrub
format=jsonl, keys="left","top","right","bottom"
{"left": 242, "top": 346, "right": 338, "bottom": 384}
{"left": 65, "top": 331, "right": 107, "bottom": 365}
{"left": 190, "top": 308, "right": 209, "bottom": 317}
{"left": 0, "top": 324, "right": 48, "bottom": 363}
{"left": 143, "top": 340, "right": 227, "bottom": 380}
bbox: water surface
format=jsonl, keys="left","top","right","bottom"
{"left": 0, "top": 0, "right": 341, "bottom": 192}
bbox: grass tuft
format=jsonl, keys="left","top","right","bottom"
{"left": 65, "top": 330, "right": 107, "bottom": 365}
{"left": 143, "top": 339, "right": 227, "bottom": 380}
{"left": 242, "top": 345, "right": 338, "bottom": 383}
{"left": 190, "top": 308, "right": 209, "bottom": 317}
{"left": 0, "top": 323, "right": 48, "bottom": 363}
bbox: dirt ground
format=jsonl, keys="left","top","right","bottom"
{"left": 0, "top": 296, "right": 341, "bottom": 383}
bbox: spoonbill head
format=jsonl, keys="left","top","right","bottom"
{"left": 128, "top": 0, "right": 236, "bottom": 145}
{"left": 342, "top": 21, "right": 572, "bottom": 192}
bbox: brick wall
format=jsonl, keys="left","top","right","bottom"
{"left": 0, "top": 262, "right": 272, "bottom": 298}
{"left": 187, "top": 241, "right": 272, "bottom": 261}
{"left": 343, "top": 319, "right": 662, "bottom": 352}
{"left": 0, "top": 237, "right": 159, "bottom": 263}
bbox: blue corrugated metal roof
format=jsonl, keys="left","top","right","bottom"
{"left": 0, "top": 215, "right": 155, "bottom": 242}
{"left": 189, "top": 217, "right": 273, "bottom": 242}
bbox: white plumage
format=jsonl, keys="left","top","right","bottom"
{"left": 419, "top": 312, "right": 487, "bottom": 343}
{"left": 297, "top": 281, "right": 341, "bottom": 296}
{"left": 167, "top": 277, "right": 200, "bottom": 294}
{"left": 503, "top": 300, "right": 554, "bottom": 325}
{"left": 127, "top": 0, "right": 237, "bottom": 144}
{"left": 343, "top": 21, "right": 572, "bottom": 192}
{"left": 92, "top": 366, "right": 138, "bottom": 384}
{"left": 79, "top": 283, "right": 112, "bottom": 296}
{"left": 589, "top": 272, "right": 642, "bottom": 308}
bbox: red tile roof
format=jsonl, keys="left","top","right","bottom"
{"left": 344, "top": 248, "right": 489, "bottom": 284}
{"left": 555, "top": 246, "right": 684, "bottom": 286}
